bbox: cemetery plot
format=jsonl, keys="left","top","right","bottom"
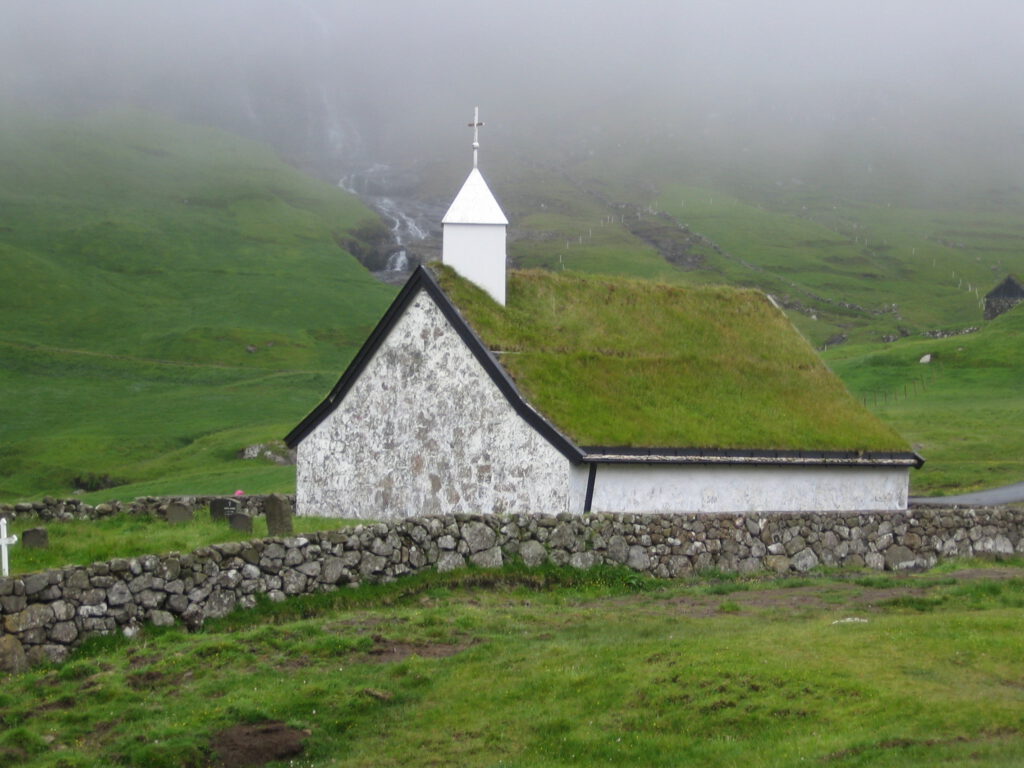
{"left": 0, "top": 511, "right": 352, "bottom": 576}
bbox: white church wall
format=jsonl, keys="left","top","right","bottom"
{"left": 296, "top": 289, "right": 571, "bottom": 519}
{"left": 568, "top": 464, "right": 591, "bottom": 514}
{"left": 587, "top": 464, "right": 910, "bottom": 514}
{"left": 441, "top": 223, "right": 507, "bottom": 305}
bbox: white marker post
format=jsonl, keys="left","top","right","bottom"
{"left": 0, "top": 518, "right": 16, "bottom": 577}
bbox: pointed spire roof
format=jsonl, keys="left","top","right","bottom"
{"left": 442, "top": 167, "right": 509, "bottom": 225}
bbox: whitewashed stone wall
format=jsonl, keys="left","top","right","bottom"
{"left": 297, "top": 290, "right": 572, "bottom": 519}
{"left": 580, "top": 464, "right": 910, "bottom": 514}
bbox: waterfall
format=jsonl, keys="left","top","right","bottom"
{"left": 386, "top": 249, "right": 409, "bottom": 272}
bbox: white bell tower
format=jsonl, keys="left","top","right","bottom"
{"left": 442, "top": 107, "right": 509, "bottom": 305}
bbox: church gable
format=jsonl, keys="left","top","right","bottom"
{"left": 294, "top": 285, "right": 573, "bottom": 519}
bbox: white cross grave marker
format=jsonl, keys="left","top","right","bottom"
{"left": 0, "top": 518, "right": 17, "bottom": 577}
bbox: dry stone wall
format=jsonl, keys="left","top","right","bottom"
{"left": 0, "top": 495, "right": 295, "bottom": 523}
{"left": 2, "top": 506, "right": 1022, "bottom": 672}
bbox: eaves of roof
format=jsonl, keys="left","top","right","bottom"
{"left": 582, "top": 446, "right": 924, "bottom": 468}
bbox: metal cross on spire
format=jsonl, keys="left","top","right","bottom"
{"left": 467, "top": 106, "right": 484, "bottom": 168}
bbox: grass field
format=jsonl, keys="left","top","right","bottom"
{"left": 824, "top": 307, "right": 1024, "bottom": 495}
{"left": 2, "top": 560, "right": 1023, "bottom": 766}
{"left": 0, "top": 109, "right": 395, "bottom": 501}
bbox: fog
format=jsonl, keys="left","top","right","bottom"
{"left": 3, "top": 0, "right": 1023, "bottom": 189}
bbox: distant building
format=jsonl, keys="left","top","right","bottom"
{"left": 285, "top": 111, "right": 922, "bottom": 519}
{"left": 984, "top": 275, "right": 1024, "bottom": 320}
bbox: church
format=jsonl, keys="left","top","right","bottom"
{"left": 285, "top": 112, "right": 922, "bottom": 519}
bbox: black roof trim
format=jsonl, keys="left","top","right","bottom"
{"left": 580, "top": 445, "right": 925, "bottom": 469}
{"left": 284, "top": 266, "right": 584, "bottom": 462}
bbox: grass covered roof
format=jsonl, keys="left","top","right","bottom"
{"left": 432, "top": 264, "right": 909, "bottom": 452}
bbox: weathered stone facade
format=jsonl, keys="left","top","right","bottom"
{"left": 2, "top": 506, "right": 1022, "bottom": 672}
{"left": 984, "top": 296, "right": 1023, "bottom": 321}
{"left": 983, "top": 275, "right": 1024, "bottom": 320}
{"left": 297, "top": 291, "right": 572, "bottom": 519}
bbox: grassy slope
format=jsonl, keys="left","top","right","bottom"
{"left": 825, "top": 306, "right": 1024, "bottom": 495}
{"left": 653, "top": 181, "right": 1023, "bottom": 346}
{"left": 436, "top": 265, "right": 907, "bottom": 451}
{"left": 2, "top": 562, "right": 1023, "bottom": 766}
{"left": 0, "top": 109, "right": 396, "bottom": 501}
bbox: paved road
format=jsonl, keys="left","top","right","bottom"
{"left": 911, "top": 481, "right": 1024, "bottom": 506}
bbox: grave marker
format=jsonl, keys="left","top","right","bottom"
{"left": 228, "top": 514, "right": 253, "bottom": 534}
{"left": 210, "top": 498, "right": 238, "bottom": 521}
{"left": 0, "top": 518, "right": 17, "bottom": 577}
{"left": 166, "top": 502, "right": 194, "bottom": 525}
{"left": 265, "top": 494, "right": 294, "bottom": 536}
{"left": 22, "top": 528, "right": 49, "bottom": 549}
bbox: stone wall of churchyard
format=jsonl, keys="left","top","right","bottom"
{"left": 2, "top": 505, "right": 1023, "bottom": 672}
{"left": 0, "top": 495, "right": 295, "bottom": 522}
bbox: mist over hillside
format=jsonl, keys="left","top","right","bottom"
{"left": 2, "top": 0, "right": 1023, "bottom": 500}
{"left": 4, "top": 0, "right": 1023, "bottom": 193}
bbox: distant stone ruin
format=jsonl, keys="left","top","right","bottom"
{"left": 984, "top": 275, "right": 1024, "bottom": 320}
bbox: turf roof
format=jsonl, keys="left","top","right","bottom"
{"left": 432, "top": 264, "right": 910, "bottom": 452}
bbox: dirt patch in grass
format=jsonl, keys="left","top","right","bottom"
{"left": 0, "top": 747, "right": 28, "bottom": 763}
{"left": 362, "top": 634, "right": 475, "bottom": 663}
{"left": 36, "top": 696, "right": 76, "bottom": 712}
{"left": 942, "top": 567, "right": 1022, "bottom": 581}
{"left": 125, "top": 650, "right": 162, "bottom": 669}
{"left": 125, "top": 668, "right": 173, "bottom": 690}
{"left": 322, "top": 616, "right": 395, "bottom": 633}
{"left": 821, "top": 730, "right": 1024, "bottom": 762}
{"left": 654, "top": 567, "right": 1023, "bottom": 618}
{"left": 210, "top": 721, "right": 309, "bottom": 768}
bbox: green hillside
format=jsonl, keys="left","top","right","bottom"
{"left": 824, "top": 306, "right": 1024, "bottom": 495}
{"left": 0, "top": 109, "right": 396, "bottom": 501}
{"left": 496, "top": 155, "right": 1024, "bottom": 349}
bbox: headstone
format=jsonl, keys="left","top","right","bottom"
{"left": 210, "top": 498, "right": 238, "bottom": 521}
{"left": 264, "top": 494, "right": 294, "bottom": 536}
{"left": 166, "top": 502, "right": 194, "bottom": 525}
{"left": 22, "top": 528, "right": 49, "bottom": 549}
{"left": 228, "top": 514, "right": 253, "bottom": 534}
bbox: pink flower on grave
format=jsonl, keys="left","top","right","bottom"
{"left": 234, "top": 489, "right": 245, "bottom": 496}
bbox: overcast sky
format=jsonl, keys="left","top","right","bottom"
{"left": 3, "top": 1, "right": 1022, "bottom": 183}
